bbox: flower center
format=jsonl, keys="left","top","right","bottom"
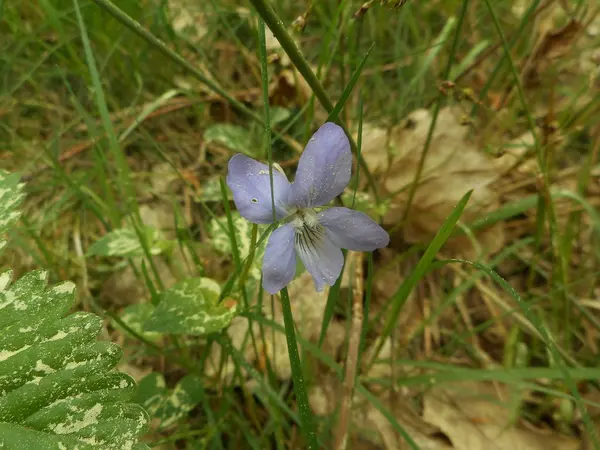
{"left": 289, "top": 208, "right": 325, "bottom": 252}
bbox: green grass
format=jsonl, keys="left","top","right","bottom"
{"left": 2, "top": 0, "right": 600, "bottom": 448}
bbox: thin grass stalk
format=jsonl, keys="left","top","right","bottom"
{"left": 248, "top": 0, "right": 380, "bottom": 203}
{"left": 402, "top": 0, "right": 469, "bottom": 221}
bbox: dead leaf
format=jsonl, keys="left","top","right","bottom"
{"left": 423, "top": 382, "right": 580, "bottom": 450}
{"left": 310, "top": 373, "right": 453, "bottom": 450}
{"left": 524, "top": 19, "right": 584, "bottom": 87}
{"left": 360, "top": 108, "right": 505, "bottom": 257}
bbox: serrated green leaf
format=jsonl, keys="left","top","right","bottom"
{"left": 204, "top": 123, "right": 252, "bottom": 153}
{"left": 0, "top": 274, "right": 148, "bottom": 448}
{"left": 87, "top": 227, "right": 173, "bottom": 258}
{"left": 144, "top": 278, "right": 236, "bottom": 335}
{"left": 0, "top": 170, "right": 148, "bottom": 447}
{"left": 208, "top": 213, "right": 266, "bottom": 280}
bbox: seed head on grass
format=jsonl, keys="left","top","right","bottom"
{"left": 227, "top": 122, "right": 389, "bottom": 294}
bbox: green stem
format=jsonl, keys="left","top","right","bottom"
{"left": 248, "top": 0, "right": 379, "bottom": 202}
{"left": 279, "top": 288, "right": 319, "bottom": 449}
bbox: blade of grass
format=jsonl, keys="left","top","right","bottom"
{"left": 402, "top": 0, "right": 469, "bottom": 221}
{"left": 470, "top": 0, "right": 542, "bottom": 117}
{"left": 248, "top": 0, "right": 379, "bottom": 203}
{"left": 398, "top": 16, "right": 456, "bottom": 109}
{"left": 449, "top": 257, "right": 600, "bottom": 446}
{"left": 482, "top": 1, "right": 596, "bottom": 442}
{"left": 257, "top": 17, "right": 287, "bottom": 447}
{"left": 89, "top": 0, "right": 263, "bottom": 124}
{"left": 279, "top": 287, "right": 319, "bottom": 449}
{"left": 326, "top": 43, "right": 374, "bottom": 124}
{"left": 318, "top": 250, "right": 346, "bottom": 348}
{"left": 354, "top": 385, "right": 421, "bottom": 450}
{"left": 74, "top": 0, "right": 169, "bottom": 293}
{"left": 318, "top": 71, "right": 369, "bottom": 348}
{"left": 368, "top": 189, "right": 473, "bottom": 369}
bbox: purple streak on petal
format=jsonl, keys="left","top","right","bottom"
{"left": 262, "top": 224, "right": 296, "bottom": 294}
{"left": 295, "top": 226, "right": 344, "bottom": 292}
{"left": 290, "top": 122, "right": 352, "bottom": 208}
{"left": 317, "top": 207, "right": 389, "bottom": 251}
{"left": 227, "top": 154, "right": 291, "bottom": 224}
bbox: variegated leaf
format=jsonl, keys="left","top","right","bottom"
{"left": 144, "top": 278, "right": 236, "bottom": 335}
{"left": 0, "top": 170, "right": 25, "bottom": 252}
{"left": 203, "top": 124, "right": 252, "bottom": 153}
{"left": 87, "top": 227, "right": 173, "bottom": 258}
{"left": 208, "top": 213, "right": 266, "bottom": 281}
{"left": 0, "top": 271, "right": 149, "bottom": 448}
{"left": 134, "top": 372, "right": 202, "bottom": 431}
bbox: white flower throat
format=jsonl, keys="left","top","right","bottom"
{"left": 288, "top": 208, "right": 326, "bottom": 252}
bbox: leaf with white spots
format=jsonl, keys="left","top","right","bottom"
{"left": 0, "top": 170, "right": 149, "bottom": 448}
{"left": 87, "top": 226, "right": 174, "bottom": 258}
{"left": 134, "top": 372, "right": 203, "bottom": 431}
{"left": 208, "top": 212, "right": 267, "bottom": 280}
{"left": 0, "top": 170, "right": 25, "bottom": 243}
{"left": 204, "top": 123, "right": 253, "bottom": 153}
{"left": 119, "top": 304, "right": 163, "bottom": 343}
{"left": 0, "top": 270, "right": 149, "bottom": 448}
{"left": 144, "top": 277, "right": 237, "bottom": 335}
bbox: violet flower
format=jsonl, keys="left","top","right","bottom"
{"left": 227, "top": 122, "right": 389, "bottom": 294}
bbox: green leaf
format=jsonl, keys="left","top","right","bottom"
{"left": 270, "top": 107, "right": 291, "bottom": 125}
{"left": 369, "top": 190, "right": 473, "bottom": 367}
{"left": 0, "top": 170, "right": 148, "bottom": 448}
{"left": 144, "top": 278, "right": 237, "bottom": 335}
{"left": 0, "top": 272, "right": 148, "bottom": 448}
{"left": 208, "top": 212, "right": 267, "bottom": 280}
{"left": 119, "top": 303, "right": 163, "bottom": 343}
{"left": 134, "top": 372, "right": 203, "bottom": 431}
{"left": 134, "top": 372, "right": 168, "bottom": 417}
{"left": 0, "top": 170, "right": 25, "bottom": 250}
{"left": 204, "top": 124, "right": 252, "bottom": 153}
{"left": 87, "top": 226, "right": 173, "bottom": 258}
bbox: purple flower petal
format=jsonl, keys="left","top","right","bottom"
{"left": 290, "top": 122, "right": 352, "bottom": 208}
{"left": 295, "top": 225, "right": 344, "bottom": 292}
{"left": 227, "top": 154, "right": 291, "bottom": 224}
{"left": 262, "top": 224, "right": 296, "bottom": 294}
{"left": 317, "top": 207, "right": 389, "bottom": 251}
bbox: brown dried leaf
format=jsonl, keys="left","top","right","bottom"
{"left": 524, "top": 19, "right": 584, "bottom": 87}
{"left": 361, "top": 108, "right": 504, "bottom": 257}
{"left": 423, "top": 382, "right": 580, "bottom": 450}
{"left": 310, "top": 373, "right": 453, "bottom": 450}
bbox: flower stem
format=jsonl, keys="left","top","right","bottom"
{"left": 279, "top": 287, "right": 319, "bottom": 449}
